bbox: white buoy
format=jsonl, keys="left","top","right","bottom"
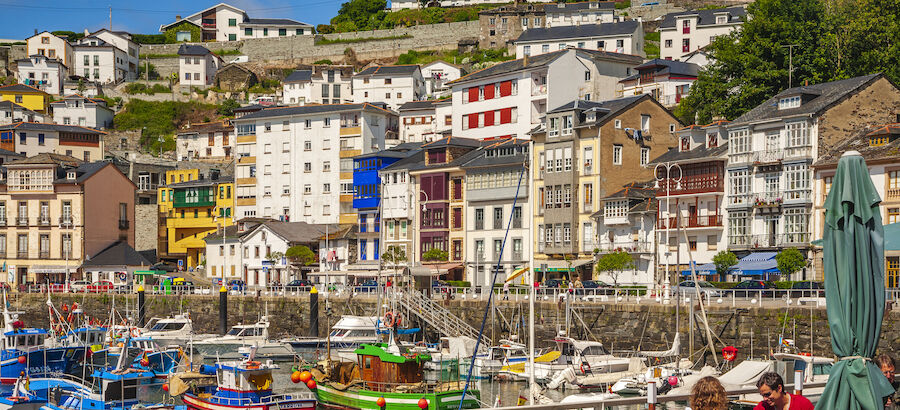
{"left": 751, "top": 298, "right": 758, "bottom": 304}
{"left": 717, "top": 298, "right": 723, "bottom": 304}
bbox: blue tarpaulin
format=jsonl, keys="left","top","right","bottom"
{"left": 733, "top": 252, "right": 780, "bottom": 277}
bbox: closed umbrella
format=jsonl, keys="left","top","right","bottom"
{"left": 817, "top": 152, "right": 894, "bottom": 409}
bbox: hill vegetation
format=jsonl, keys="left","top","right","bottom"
{"left": 114, "top": 99, "right": 221, "bottom": 154}
{"left": 318, "top": 0, "right": 497, "bottom": 33}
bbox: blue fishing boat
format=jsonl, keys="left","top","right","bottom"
{"left": 0, "top": 328, "right": 86, "bottom": 385}
{"left": 89, "top": 337, "right": 181, "bottom": 381}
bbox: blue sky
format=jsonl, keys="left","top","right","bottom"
{"left": 0, "top": 0, "right": 347, "bottom": 40}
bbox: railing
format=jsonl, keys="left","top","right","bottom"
{"left": 397, "top": 288, "right": 490, "bottom": 345}
{"left": 59, "top": 217, "right": 73, "bottom": 227}
{"left": 888, "top": 187, "right": 900, "bottom": 200}
{"left": 727, "top": 194, "right": 753, "bottom": 207}
{"left": 744, "top": 233, "right": 812, "bottom": 248}
{"left": 657, "top": 215, "right": 723, "bottom": 229}
{"left": 532, "top": 84, "right": 547, "bottom": 97}
{"left": 754, "top": 150, "right": 784, "bottom": 163}
{"left": 784, "top": 145, "right": 812, "bottom": 159}
{"left": 16, "top": 217, "right": 28, "bottom": 226}
{"left": 39, "top": 251, "right": 50, "bottom": 259}
{"left": 784, "top": 189, "right": 812, "bottom": 202}
{"left": 39, "top": 216, "right": 51, "bottom": 226}
{"left": 0, "top": 218, "right": 6, "bottom": 226}
{"left": 728, "top": 152, "right": 754, "bottom": 165}
{"left": 595, "top": 241, "right": 653, "bottom": 253}
{"left": 17, "top": 251, "right": 28, "bottom": 258}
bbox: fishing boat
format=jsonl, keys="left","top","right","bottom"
{"left": 192, "top": 317, "right": 295, "bottom": 359}
{"left": 282, "top": 316, "right": 380, "bottom": 350}
{"left": 168, "top": 353, "right": 316, "bottom": 410}
{"left": 312, "top": 342, "right": 481, "bottom": 410}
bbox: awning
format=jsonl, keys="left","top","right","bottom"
{"left": 134, "top": 270, "right": 165, "bottom": 276}
{"left": 31, "top": 266, "right": 76, "bottom": 274}
{"left": 680, "top": 262, "right": 717, "bottom": 275}
{"left": 535, "top": 259, "right": 592, "bottom": 272}
{"left": 733, "top": 252, "right": 780, "bottom": 277}
{"left": 505, "top": 267, "right": 529, "bottom": 283}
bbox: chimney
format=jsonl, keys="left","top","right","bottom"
{"left": 176, "top": 15, "right": 182, "bottom": 21}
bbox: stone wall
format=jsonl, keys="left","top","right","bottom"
{"left": 13, "top": 293, "right": 900, "bottom": 363}
{"left": 135, "top": 204, "right": 158, "bottom": 252}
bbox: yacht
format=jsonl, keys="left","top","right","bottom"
{"left": 140, "top": 314, "right": 214, "bottom": 349}
{"left": 500, "top": 334, "right": 633, "bottom": 382}
{"left": 282, "top": 316, "right": 379, "bottom": 350}
{"left": 192, "top": 317, "right": 295, "bottom": 360}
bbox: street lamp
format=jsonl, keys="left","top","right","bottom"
{"left": 157, "top": 135, "right": 165, "bottom": 158}
{"left": 654, "top": 162, "right": 682, "bottom": 288}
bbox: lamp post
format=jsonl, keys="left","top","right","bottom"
{"left": 654, "top": 162, "right": 682, "bottom": 289}
{"left": 157, "top": 135, "right": 165, "bottom": 158}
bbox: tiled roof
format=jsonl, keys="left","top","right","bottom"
{"left": 235, "top": 103, "right": 393, "bottom": 120}
{"left": 730, "top": 74, "right": 883, "bottom": 127}
{"left": 355, "top": 65, "right": 420, "bottom": 77}
{"left": 177, "top": 44, "right": 212, "bottom": 56}
{"left": 658, "top": 6, "right": 746, "bottom": 29}
{"left": 621, "top": 59, "right": 700, "bottom": 82}
{"left": 461, "top": 138, "right": 529, "bottom": 168}
{"left": 813, "top": 124, "right": 900, "bottom": 167}
{"left": 8, "top": 153, "right": 82, "bottom": 166}
{"left": 515, "top": 21, "right": 640, "bottom": 43}
{"left": 243, "top": 18, "right": 311, "bottom": 26}
{"left": 284, "top": 70, "right": 312, "bottom": 83}
{"left": 0, "top": 122, "right": 105, "bottom": 134}
{"left": 0, "top": 84, "right": 49, "bottom": 94}
{"left": 0, "top": 100, "right": 32, "bottom": 111}
{"left": 81, "top": 241, "right": 152, "bottom": 268}
{"left": 649, "top": 143, "right": 729, "bottom": 165}
{"left": 545, "top": 1, "right": 615, "bottom": 13}
{"left": 398, "top": 100, "right": 441, "bottom": 111}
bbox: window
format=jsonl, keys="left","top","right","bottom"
{"left": 665, "top": 39, "right": 672, "bottom": 48}
{"left": 888, "top": 208, "right": 900, "bottom": 225}
{"left": 304, "top": 162, "right": 312, "bottom": 172}
{"left": 641, "top": 115, "right": 650, "bottom": 131}
{"left": 641, "top": 147, "right": 650, "bottom": 165}
{"left": 282, "top": 164, "right": 290, "bottom": 174}
{"left": 728, "top": 211, "right": 749, "bottom": 245}
{"left": 728, "top": 169, "right": 750, "bottom": 205}
{"left": 612, "top": 145, "right": 622, "bottom": 165}
{"left": 583, "top": 147, "right": 593, "bottom": 173}
{"left": 522, "top": 18, "right": 529, "bottom": 27}
{"left": 584, "top": 183, "right": 593, "bottom": 205}
{"left": 263, "top": 28, "right": 268, "bottom": 36}
{"left": 523, "top": 45, "right": 531, "bottom": 56}
{"left": 604, "top": 200, "right": 627, "bottom": 219}
{"left": 323, "top": 183, "right": 331, "bottom": 193}
{"left": 323, "top": 161, "right": 331, "bottom": 172}
{"left": 475, "top": 208, "right": 484, "bottom": 230}
{"left": 542, "top": 44, "right": 550, "bottom": 53}
{"left": 548, "top": 117, "right": 559, "bottom": 137}
{"left": 279, "top": 29, "right": 287, "bottom": 36}
{"left": 614, "top": 119, "right": 622, "bottom": 129}
{"left": 785, "top": 164, "right": 810, "bottom": 200}
{"left": 779, "top": 96, "right": 801, "bottom": 109}
{"left": 324, "top": 118, "right": 331, "bottom": 127}
{"left": 784, "top": 207, "right": 810, "bottom": 243}
{"left": 729, "top": 129, "right": 750, "bottom": 154}
{"left": 785, "top": 121, "right": 810, "bottom": 147}
{"left": 561, "top": 115, "right": 573, "bottom": 136}
{"left": 493, "top": 207, "right": 504, "bottom": 229}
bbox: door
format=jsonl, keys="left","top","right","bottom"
{"left": 766, "top": 216, "right": 779, "bottom": 247}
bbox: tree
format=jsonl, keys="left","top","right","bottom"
{"left": 286, "top": 245, "right": 316, "bottom": 266}
{"left": 712, "top": 251, "right": 739, "bottom": 278}
{"left": 382, "top": 245, "right": 407, "bottom": 266}
{"left": 594, "top": 251, "right": 636, "bottom": 287}
{"left": 265, "top": 251, "right": 284, "bottom": 264}
{"left": 775, "top": 248, "right": 807, "bottom": 279}
{"left": 422, "top": 248, "right": 448, "bottom": 262}
{"left": 217, "top": 99, "right": 241, "bottom": 117}
{"left": 330, "top": 0, "right": 388, "bottom": 32}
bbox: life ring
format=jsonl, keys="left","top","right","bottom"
{"left": 384, "top": 312, "right": 395, "bottom": 327}
{"left": 722, "top": 346, "right": 738, "bottom": 362}
{"left": 580, "top": 363, "right": 591, "bottom": 374}
{"left": 393, "top": 313, "right": 403, "bottom": 327}
{"left": 118, "top": 272, "right": 127, "bottom": 281}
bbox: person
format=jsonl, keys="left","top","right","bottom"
{"left": 876, "top": 354, "right": 900, "bottom": 409}
{"left": 502, "top": 281, "right": 510, "bottom": 300}
{"left": 689, "top": 376, "right": 728, "bottom": 410}
{"left": 754, "top": 372, "right": 813, "bottom": 410}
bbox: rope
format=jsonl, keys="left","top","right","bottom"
{"left": 458, "top": 156, "right": 527, "bottom": 410}
{"left": 838, "top": 356, "right": 871, "bottom": 361}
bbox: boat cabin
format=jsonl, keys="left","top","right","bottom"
{"left": 67, "top": 327, "right": 107, "bottom": 347}
{"left": 226, "top": 323, "right": 267, "bottom": 338}
{"left": 550, "top": 337, "right": 610, "bottom": 364}
{"left": 4, "top": 329, "right": 49, "bottom": 351}
{"left": 144, "top": 316, "right": 190, "bottom": 332}
{"left": 772, "top": 352, "right": 833, "bottom": 384}
{"left": 215, "top": 361, "right": 275, "bottom": 395}
{"left": 355, "top": 343, "right": 429, "bottom": 391}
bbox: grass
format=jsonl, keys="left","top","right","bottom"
{"left": 396, "top": 48, "right": 514, "bottom": 66}
{"left": 616, "top": 0, "right": 631, "bottom": 9}
{"left": 316, "top": 34, "right": 412, "bottom": 45}
{"left": 213, "top": 49, "right": 242, "bottom": 56}
{"left": 114, "top": 99, "right": 220, "bottom": 152}
{"left": 144, "top": 53, "right": 179, "bottom": 59}
{"left": 644, "top": 32, "right": 660, "bottom": 59}
{"left": 124, "top": 83, "right": 172, "bottom": 95}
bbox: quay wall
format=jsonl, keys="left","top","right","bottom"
{"left": 13, "top": 293, "right": 900, "bottom": 363}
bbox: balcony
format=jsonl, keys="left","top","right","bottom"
{"left": 0, "top": 218, "right": 6, "bottom": 227}
{"left": 727, "top": 194, "right": 754, "bottom": 208}
{"left": 16, "top": 216, "right": 28, "bottom": 226}
{"left": 753, "top": 192, "right": 782, "bottom": 213}
{"left": 657, "top": 175, "right": 724, "bottom": 196}
{"left": 59, "top": 217, "right": 73, "bottom": 227}
{"left": 729, "top": 152, "right": 754, "bottom": 166}
{"left": 39, "top": 251, "right": 50, "bottom": 259}
{"left": 595, "top": 241, "right": 653, "bottom": 253}
{"left": 888, "top": 187, "right": 900, "bottom": 201}
{"left": 339, "top": 126, "right": 361, "bottom": 136}
{"left": 754, "top": 150, "right": 784, "bottom": 164}
{"left": 119, "top": 219, "right": 130, "bottom": 230}
{"left": 17, "top": 251, "right": 28, "bottom": 259}
{"left": 784, "top": 145, "right": 812, "bottom": 160}
{"left": 532, "top": 84, "right": 547, "bottom": 97}
{"left": 657, "top": 215, "right": 723, "bottom": 229}
{"left": 784, "top": 189, "right": 812, "bottom": 203}
{"left": 39, "top": 215, "right": 51, "bottom": 226}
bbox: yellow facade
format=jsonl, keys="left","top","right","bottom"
{"left": 158, "top": 169, "right": 234, "bottom": 269}
{"left": 0, "top": 89, "right": 51, "bottom": 113}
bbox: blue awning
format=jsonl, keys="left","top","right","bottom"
{"left": 680, "top": 261, "right": 717, "bottom": 275}
{"left": 733, "top": 252, "right": 779, "bottom": 277}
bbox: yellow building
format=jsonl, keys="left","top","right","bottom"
{"left": 0, "top": 84, "right": 52, "bottom": 113}
{"left": 158, "top": 169, "right": 234, "bottom": 269}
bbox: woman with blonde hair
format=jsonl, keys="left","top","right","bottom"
{"left": 689, "top": 376, "right": 729, "bottom": 410}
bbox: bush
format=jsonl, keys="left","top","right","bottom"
{"left": 217, "top": 99, "right": 241, "bottom": 117}
{"left": 213, "top": 49, "right": 242, "bottom": 56}
{"left": 132, "top": 34, "right": 168, "bottom": 44}
{"left": 313, "top": 59, "right": 333, "bottom": 65}
{"left": 447, "top": 281, "right": 470, "bottom": 287}
{"left": 123, "top": 83, "right": 171, "bottom": 95}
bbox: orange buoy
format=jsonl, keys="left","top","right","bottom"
{"left": 418, "top": 398, "right": 428, "bottom": 409}
{"left": 291, "top": 371, "right": 303, "bottom": 384}
{"left": 17, "top": 356, "right": 26, "bottom": 364}
{"left": 306, "top": 379, "right": 316, "bottom": 389}
{"left": 299, "top": 371, "right": 312, "bottom": 383}
{"left": 376, "top": 397, "right": 386, "bottom": 408}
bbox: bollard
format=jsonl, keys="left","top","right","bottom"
{"left": 310, "top": 286, "right": 319, "bottom": 338}
{"left": 137, "top": 285, "right": 146, "bottom": 328}
{"left": 219, "top": 285, "right": 228, "bottom": 335}
{"left": 647, "top": 380, "right": 657, "bottom": 410}
{"left": 794, "top": 369, "right": 804, "bottom": 395}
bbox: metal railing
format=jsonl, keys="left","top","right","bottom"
{"left": 594, "top": 241, "right": 653, "bottom": 253}
{"left": 397, "top": 288, "right": 490, "bottom": 346}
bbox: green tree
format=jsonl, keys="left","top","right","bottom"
{"left": 330, "top": 0, "right": 388, "bottom": 32}
{"left": 422, "top": 248, "right": 448, "bottom": 262}
{"left": 594, "top": 251, "right": 636, "bottom": 287}
{"left": 217, "top": 99, "right": 241, "bottom": 117}
{"left": 286, "top": 245, "right": 317, "bottom": 266}
{"left": 382, "top": 245, "right": 407, "bottom": 266}
{"left": 775, "top": 248, "right": 807, "bottom": 278}
{"left": 265, "top": 251, "right": 284, "bottom": 264}
{"left": 712, "top": 251, "right": 739, "bottom": 277}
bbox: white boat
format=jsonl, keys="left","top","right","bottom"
{"left": 281, "top": 315, "right": 380, "bottom": 350}
{"left": 499, "top": 334, "right": 634, "bottom": 382}
{"left": 466, "top": 339, "right": 530, "bottom": 379}
{"left": 731, "top": 353, "right": 833, "bottom": 407}
{"left": 140, "top": 314, "right": 215, "bottom": 349}
{"left": 192, "top": 317, "right": 294, "bottom": 359}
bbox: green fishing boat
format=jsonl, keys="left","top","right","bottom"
{"left": 312, "top": 343, "right": 480, "bottom": 410}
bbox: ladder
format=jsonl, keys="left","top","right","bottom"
{"left": 397, "top": 289, "right": 492, "bottom": 347}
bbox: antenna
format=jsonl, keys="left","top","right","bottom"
{"left": 781, "top": 44, "right": 799, "bottom": 88}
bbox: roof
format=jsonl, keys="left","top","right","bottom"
{"left": 54, "top": 161, "right": 114, "bottom": 184}
{"left": 235, "top": 103, "right": 393, "bottom": 121}
{"left": 0, "top": 100, "right": 34, "bottom": 112}
{"left": 461, "top": 138, "right": 529, "bottom": 168}
{"left": 658, "top": 6, "right": 746, "bottom": 29}
{"left": 622, "top": 58, "right": 700, "bottom": 81}
{"left": 730, "top": 74, "right": 884, "bottom": 127}
{"left": 407, "top": 137, "right": 485, "bottom": 173}
{"left": 545, "top": 1, "right": 615, "bottom": 13}
{"left": 284, "top": 70, "right": 312, "bottom": 83}
{"left": 0, "top": 83, "right": 50, "bottom": 95}
{"left": 161, "top": 3, "right": 246, "bottom": 30}
{"left": 255, "top": 221, "right": 340, "bottom": 244}
{"left": 603, "top": 181, "right": 657, "bottom": 200}
{"left": 0, "top": 148, "right": 23, "bottom": 157}
{"left": 380, "top": 149, "right": 425, "bottom": 172}
{"left": 177, "top": 44, "right": 212, "bottom": 56}
{"left": 398, "top": 100, "right": 440, "bottom": 112}
{"left": 177, "top": 121, "right": 231, "bottom": 135}
{"left": 355, "top": 65, "right": 420, "bottom": 77}
{"left": 242, "top": 18, "right": 311, "bottom": 26}
{"left": 354, "top": 143, "right": 423, "bottom": 160}
{"left": 81, "top": 241, "right": 152, "bottom": 268}
{"left": 448, "top": 48, "right": 639, "bottom": 86}
{"left": 813, "top": 124, "right": 900, "bottom": 168}
{"left": 202, "top": 224, "right": 245, "bottom": 242}
{"left": 649, "top": 143, "right": 728, "bottom": 165}
{"left": 0, "top": 122, "right": 105, "bottom": 134}
{"left": 549, "top": 94, "right": 647, "bottom": 125}
{"left": 515, "top": 21, "right": 640, "bottom": 43}
{"left": 7, "top": 152, "right": 82, "bottom": 167}
{"left": 166, "top": 176, "right": 234, "bottom": 189}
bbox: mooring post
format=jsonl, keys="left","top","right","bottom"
{"left": 137, "top": 285, "right": 146, "bottom": 328}
{"left": 219, "top": 285, "right": 228, "bottom": 335}
{"left": 310, "top": 286, "right": 319, "bottom": 337}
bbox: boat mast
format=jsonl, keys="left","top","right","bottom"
{"left": 528, "top": 140, "right": 536, "bottom": 404}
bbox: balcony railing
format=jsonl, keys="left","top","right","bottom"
{"left": 727, "top": 194, "right": 754, "bottom": 207}
{"left": 17, "top": 251, "right": 28, "bottom": 258}
{"left": 39, "top": 215, "right": 51, "bottom": 226}
{"left": 734, "top": 233, "right": 812, "bottom": 249}
{"left": 784, "top": 189, "right": 812, "bottom": 203}
{"left": 39, "top": 251, "right": 50, "bottom": 259}
{"left": 16, "top": 217, "right": 28, "bottom": 226}
{"left": 59, "top": 217, "right": 73, "bottom": 227}
{"left": 595, "top": 241, "right": 653, "bottom": 253}
{"left": 532, "top": 84, "right": 547, "bottom": 97}
{"left": 657, "top": 175, "right": 724, "bottom": 196}
{"left": 729, "top": 152, "right": 754, "bottom": 166}
{"left": 0, "top": 218, "right": 5, "bottom": 226}
{"left": 784, "top": 145, "right": 812, "bottom": 159}
{"left": 754, "top": 150, "right": 783, "bottom": 164}
{"left": 657, "top": 215, "right": 723, "bottom": 229}
{"left": 888, "top": 187, "right": 900, "bottom": 201}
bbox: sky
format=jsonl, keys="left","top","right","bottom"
{"left": 0, "top": 0, "right": 348, "bottom": 40}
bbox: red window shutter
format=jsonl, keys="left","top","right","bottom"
{"left": 500, "top": 81, "right": 512, "bottom": 97}
{"left": 468, "top": 113, "right": 479, "bottom": 129}
{"left": 500, "top": 108, "right": 512, "bottom": 124}
{"left": 484, "top": 84, "right": 495, "bottom": 100}
{"left": 484, "top": 110, "right": 495, "bottom": 126}
{"left": 468, "top": 87, "right": 480, "bottom": 102}
{"left": 453, "top": 208, "right": 462, "bottom": 228}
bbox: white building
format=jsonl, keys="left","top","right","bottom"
{"left": 421, "top": 60, "right": 463, "bottom": 98}
{"left": 50, "top": 95, "right": 114, "bottom": 129}
{"left": 658, "top": 6, "right": 746, "bottom": 61}
{"left": 515, "top": 21, "right": 644, "bottom": 59}
{"left": 231, "top": 104, "right": 398, "bottom": 224}
{"left": 544, "top": 1, "right": 617, "bottom": 27}
{"left": 0, "top": 122, "right": 105, "bottom": 161}
{"left": 160, "top": 3, "right": 313, "bottom": 42}
{"left": 447, "top": 48, "right": 641, "bottom": 140}
{"left": 26, "top": 31, "right": 74, "bottom": 69}
{"left": 591, "top": 182, "right": 657, "bottom": 286}
{"left": 651, "top": 120, "right": 729, "bottom": 281}
{"left": 0, "top": 101, "right": 45, "bottom": 125}
{"left": 236, "top": 221, "right": 329, "bottom": 286}
{"left": 391, "top": 0, "right": 553, "bottom": 11}
{"left": 16, "top": 55, "right": 68, "bottom": 96}
{"left": 618, "top": 59, "right": 700, "bottom": 108}
{"left": 462, "top": 138, "right": 530, "bottom": 287}
{"left": 379, "top": 150, "right": 422, "bottom": 262}
{"left": 398, "top": 100, "right": 446, "bottom": 144}
{"left": 176, "top": 120, "right": 234, "bottom": 160}
{"left": 282, "top": 66, "right": 353, "bottom": 105}
{"left": 352, "top": 65, "right": 426, "bottom": 111}
{"left": 72, "top": 37, "right": 131, "bottom": 84}
{"left": 177, "top": 44, "right": 223, "bottom": 87}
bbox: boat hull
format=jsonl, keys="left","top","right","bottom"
{"left": 0, "top": 347, "right": 85, "bottom": 384}
{"left": 183, "top": 393, "right": 316, "bottom": 410}
{"left": 314, "top": 384, "right": 480, "bottom": 410}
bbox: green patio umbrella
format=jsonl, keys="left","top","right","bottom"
{"left": 817, "top": 152, "right": 894, "bottom": 409}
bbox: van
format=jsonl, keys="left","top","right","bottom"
{"left": 250, "top": 96, "right": 276, "bottom": 106}
{"left": 229, "top": 55, "right": 249, "bottom": 64}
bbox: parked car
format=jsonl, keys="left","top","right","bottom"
{"left": 674, "top": 280, "right": 723, "bottom": 298}
{"left": 227, "top": 279, "right": 245, "bottom": 292}
{"left": 730, "top": 280, "right": 775, "bottom": 297}
{"left": 790, "top": 281, "right": 825, "bottom": 297}
{"left": 173, "top": 279, "right": 195, "bottom": 294}
{"left": 579, "top": 280, "right": 613, "bottom": 295}
{"left": 69, "top": 280, "right": 91, "bottom": 293}
{"left": 87, "top": 281, "right": 114, "bottom": 293}
{"left": 357, "top": 280, "right": 379, "bottom": 292}
{"left": 432, "top": 280, "right": 449, "bottom": 293}
{"left": 286, "top": 279, "right": 312, "bottom": 288}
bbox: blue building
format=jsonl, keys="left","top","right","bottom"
{"left": 352, "top": 143, "right": 421, "bottom": 262}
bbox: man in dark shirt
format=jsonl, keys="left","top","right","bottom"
{"left": 877, "top": 354, "right": 900, "bottom": 409}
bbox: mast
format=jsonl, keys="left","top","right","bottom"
{"left": 528, "top": 140, "right": 536, "bottom": 404}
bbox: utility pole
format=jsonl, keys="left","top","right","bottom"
{"left": 109, "top": 6, "right": 112, "bottom": 30}
{"left": 781, "top": 44, "right": 799, "bottom": 88}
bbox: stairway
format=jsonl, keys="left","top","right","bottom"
{"left": 397, "top": 289, "right": 492, "bottom": 347}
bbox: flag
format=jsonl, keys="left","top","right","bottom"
{"left": 517, "top": 396, "right": 527, "bottom": 406}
